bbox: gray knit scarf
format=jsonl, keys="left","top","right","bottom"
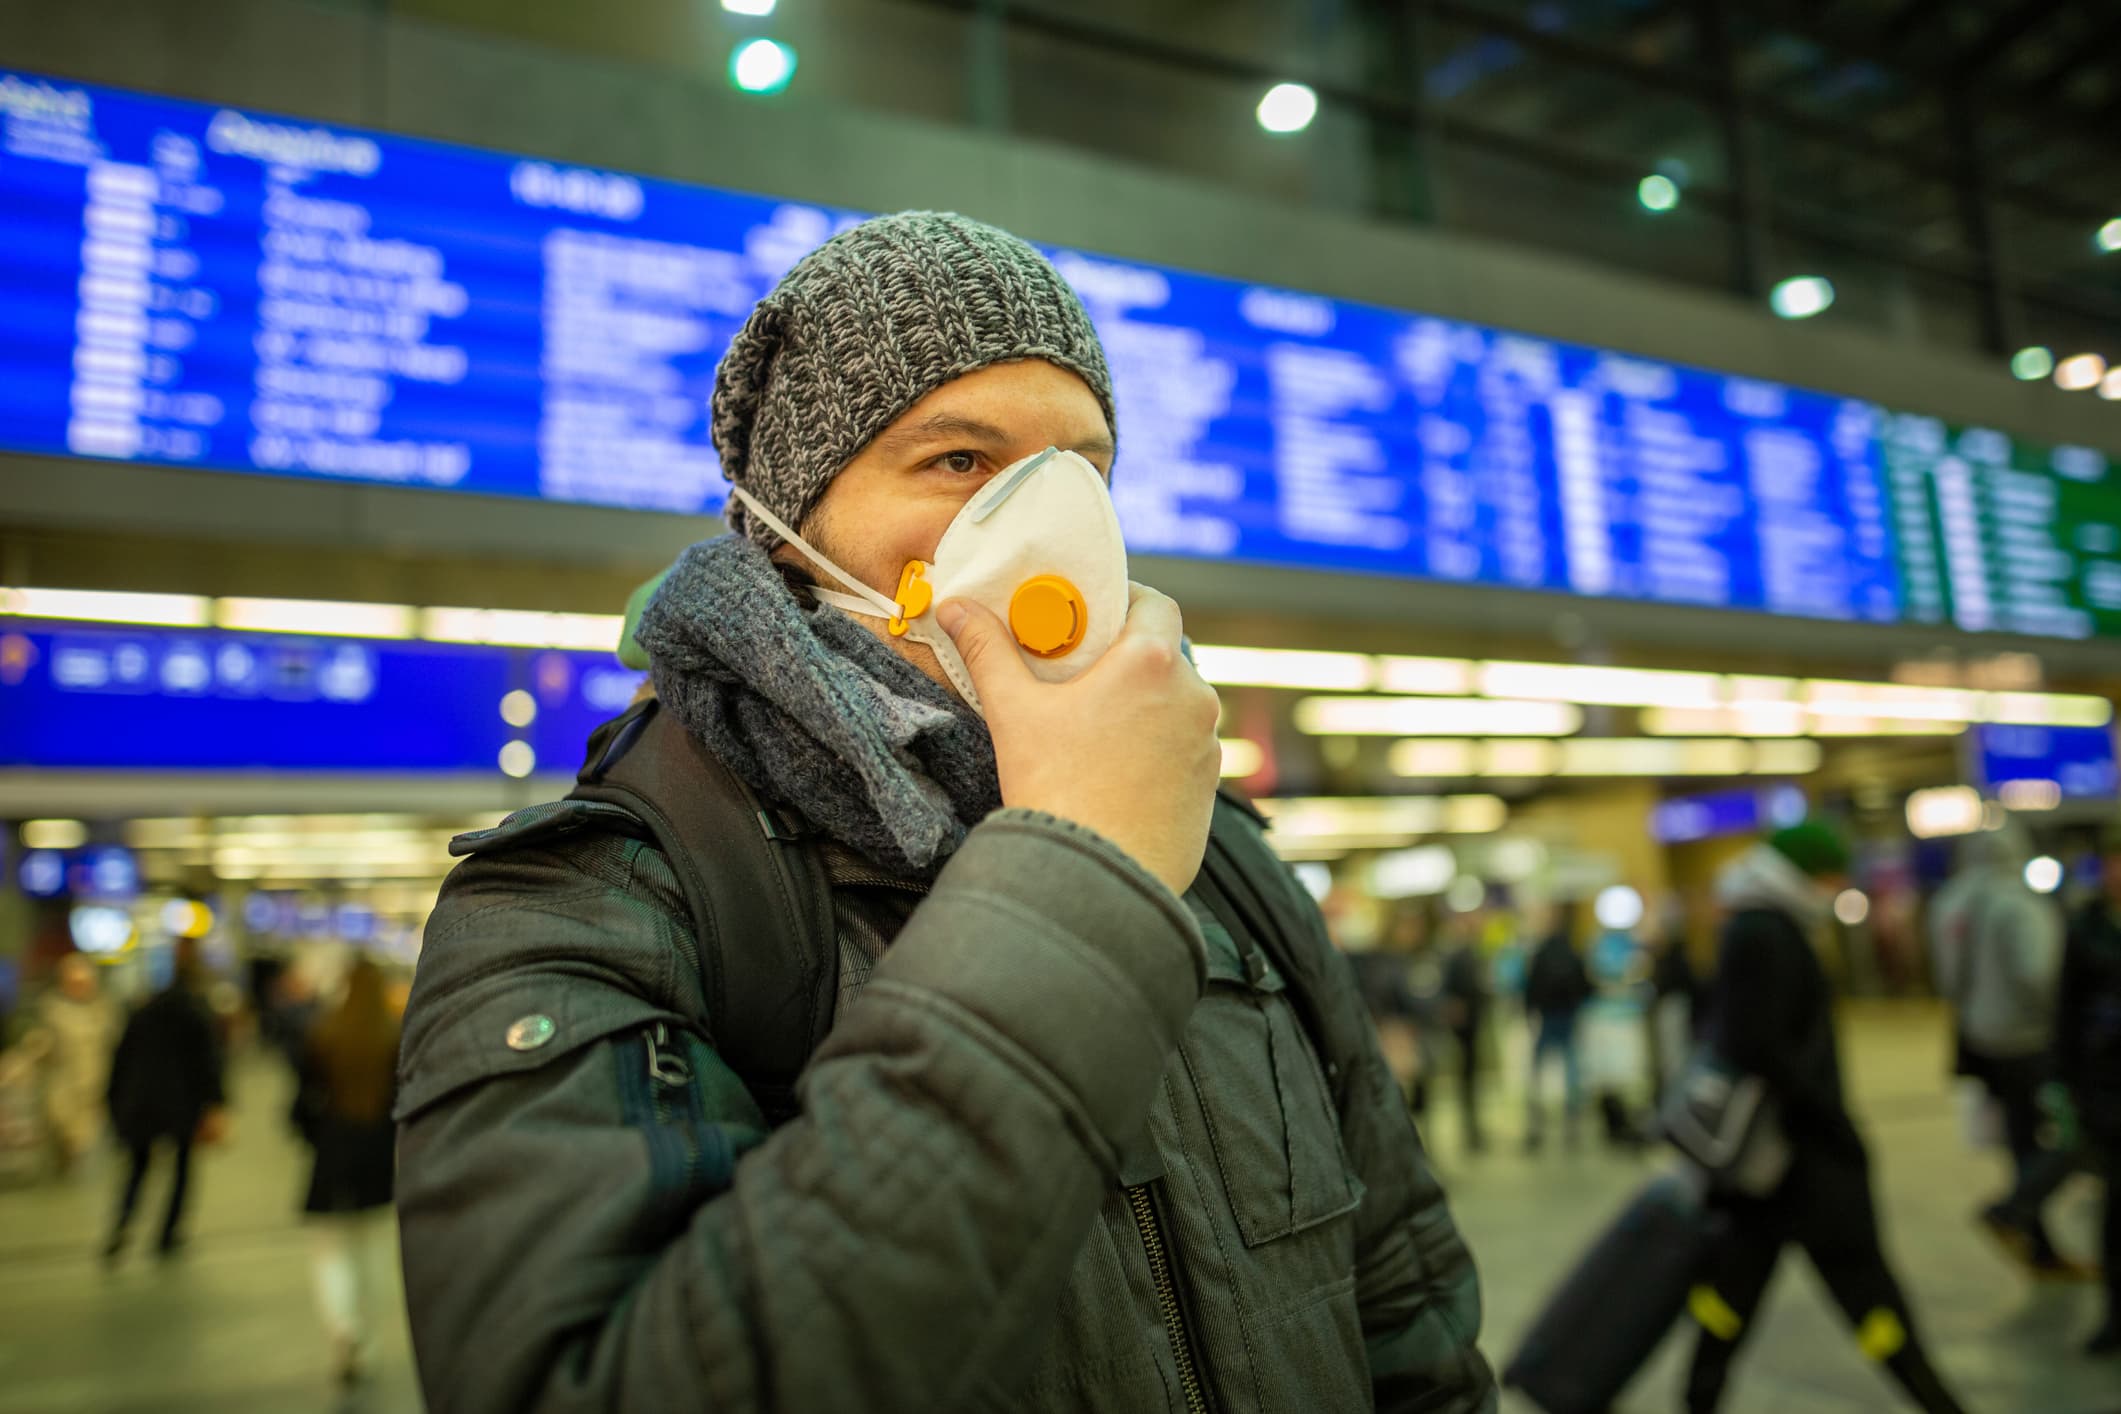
{"left": 634, "top": 534, "right": 1002, "bottom": 878}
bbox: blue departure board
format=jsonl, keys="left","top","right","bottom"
{"left": 0, "top": 618, "right": 644, "bottom": 774}
{"left": 1, "top": 67, "right": 1908, "bottom": 624}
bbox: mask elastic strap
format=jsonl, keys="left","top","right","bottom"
{"left": 728, "top": 486, "right": 904, "bottom": 621}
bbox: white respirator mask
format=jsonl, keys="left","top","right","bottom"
{"left": 729, "top": 446, "right": 1129, "bottom": 716}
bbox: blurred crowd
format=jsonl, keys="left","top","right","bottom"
{"left": 0, "top": 934, "right": 410, "bottom": 1389}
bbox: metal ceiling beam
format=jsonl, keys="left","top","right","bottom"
{"left": 1951, "top": 0, "right": 2076, "bottom": 80}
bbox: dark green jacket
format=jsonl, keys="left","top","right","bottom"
{"left": 395, "top": 798, "right": 1493, "bottom": 1412}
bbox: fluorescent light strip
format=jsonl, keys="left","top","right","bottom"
{"left": 1191, "top": 644, "right": 1375, "bottom": 691}
{"left": 1296, "top": 697, "right": 1584, "bottom": 737}
{"left": 1480, "top": 660, "right": 1723, "bottom": 708}
{"left": 0, "top": 587, "right": 209, "bottom": 627}
{"left": 421, "top": 607, "right": 624, "bottom": 651}
{"left": 1387, "top": 737, "right": 1825, "bottom": 778}
{"left": 215, "top": 597, "right": 416, "bottom": 639}
{"left": 1217, "top": 737, "right": 1266, "bottom": 778}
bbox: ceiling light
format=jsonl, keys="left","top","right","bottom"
{"left": 2011, "top": 346, "right": 2055, "bottom": 381}
{"left": 1907, "top": 785, "right": 1984, "bottom": 839}
{"left": 1997, "top": 778, "right": 2062, "bottom": 812}
{"left": 1637, "top": 173, "right": 1679, "bottom": 213}
{"left": 420, "top": 608, "right": 623, "bottom": 650}
{"left": 1445, "top": 875, "right": 1487, "bottom": 913}
{"left": 1556, "top": 738, "right": 1751, "bottom": 776}
{"left": 214, "top": 597, "right": 414, "bottom": 638}
{"left": 1595, "top": 885, "right": 1644, "bottom": 931}
{"left": 22, "top": 818, "right": 90, "bottom": 849}
{"left": 1982, "top": 692, "right": 2113, "bottom": 727}
{"left": 498, "top": 741, "right": 537, "bottom": 778}
{"left": 499, "top": 690, "right": 538, "bottom": 728}
{"left": 1376, "top": 655, "right": 1476, "bottom": 695}
{"left": 2055, "top": 353, "right": 2108, "bottom": 391}
{"left": 1218, "top": 737, "right": 1265, "bottom": 778}
{"left": 2102, "top": 368, "right": 2121, "bottom": 401}
{"left": 729, "top": 38, "right": 797, "bottom": 94}
{"left": 1368, "top": 845, "right": 1456, "bottom": 899}
{"left": 1834, "top": 889, "right": 1869, "bottom": 926}
{"left": 1256, "top": 82, "right": 1318, "bottom": 134}
{"left": 1480, "top": 661, "right": 1722, "bottom": 708}
{"left": 1482, "top": 740, "right": 1560, "bottom": 776}
{"left": 1294, "top": 697, "right": 1582, "bottom": 737}
{"left": 2098, "top": 218, "right": 2121, "bottom": 254}
{"left": 1, "top": 587, "right": 209, "bottom": 627}
{"left": 721, "top": 0, "right": 775, "bottom": 13}
{"left": 1750, "top": 740, "right": 1823, "bottom": 775}
{"left": 1388, "top": 739, "right": 1478, "bottom": 777}
{"left": 2024, "top": 856, "right": 2064, "bottom": 893}
{"left": 1769, "top": 275, "right": 1834, "bottom": 319}
{"left": 1191, "top": 644, "right": 1374, "bottom": 690}
{"left": 1641, "top": 705, "right": 1808, "bottom": 737}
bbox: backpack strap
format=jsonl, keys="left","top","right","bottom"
{"left": 568, "top": 698, "right": 837, "bottom": 1125}
{"left": 1194, "top": 788, "right": 1360, "bottom": 1110}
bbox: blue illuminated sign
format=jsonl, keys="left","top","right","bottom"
{"left": 0, "top": 68, "right": 1914, "bottom": 624}
{"left": 0, "top": 620, "right": 650, "bottom": 776}
{"left": 1649, "top": 784, "right": 1808, "bottom": 844}
{"left": 1971, "top": 723, "right": 2119, "bottom": 800}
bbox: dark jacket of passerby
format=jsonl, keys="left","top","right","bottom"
{"left": 107, "top": 981, "right": 223, "bottom": 1148}
{"left": 2059, "top": 898, "right": 2121, "bottom": 1139}
{"left": 1523, "top": 931, "right": 1591, "bottom": 1020}
{"left": 1688, "top": 832, "right": 1967, "bottom": 1414}
{"left": 299, "top": 960, "right": 400, "bottom": 1216}
{"left": 1706, "top": 843, "right": 1860, "bottom": 1159}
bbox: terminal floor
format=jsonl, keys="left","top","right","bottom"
{"left": 0, "top": 1000, "right": 2111, "bottom": 1413}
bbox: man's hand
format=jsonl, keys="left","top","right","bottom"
{"left": 940, "top": 582, "right": 1221, "bottom": 897}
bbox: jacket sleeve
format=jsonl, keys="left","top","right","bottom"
{"left": 394, "top": 808, "right": 1205, "bottom": 1414}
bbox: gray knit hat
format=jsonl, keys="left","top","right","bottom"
{"left": 712, "top": 211, "right": 1115, "bottom": 548}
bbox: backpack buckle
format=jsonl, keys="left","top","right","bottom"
{"left": 755, "top": 808, "right": 806, "bottom": 843}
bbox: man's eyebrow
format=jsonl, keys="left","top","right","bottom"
{"left": 874, "top": 414, "right": 1012, "bottom": 451}
{"left": 1072, "top": 431, "right": 1117, "bottom": 459}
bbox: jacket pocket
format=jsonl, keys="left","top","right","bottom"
{"left": 394, "top": 973, "right": 679, "bottom": 1124}
{"left": 1181, "top": 910, "right": 1362, "bottom": 1247}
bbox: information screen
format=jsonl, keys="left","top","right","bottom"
{"left": 0, "top": 619, "right": 642, "bottom": 772}
{"left": 1970, "top": 723, "right": 2119, "bottom": 800}
{"left": 1878, "top": 413, "right": 2121, "bottom": 640}
{"left": 3, "top": 66, "right": 2100, "bottom": 634}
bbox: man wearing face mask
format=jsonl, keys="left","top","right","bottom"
{"left": 394, "top": 211, "right": 1494, "bottom": 1414}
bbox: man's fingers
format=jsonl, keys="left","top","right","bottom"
{"left": 938, "top": 597, "right": 1035, "bottom": 698}
{"left": 1118, "top": 581, "right": 1186, "bottom": 649}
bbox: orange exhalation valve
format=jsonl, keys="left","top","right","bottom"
{"left": 890, "top": 562, "right": 934, "bottom": 636}
{"left": 1008, "top": 575, "right": 1088, "bottom": 658}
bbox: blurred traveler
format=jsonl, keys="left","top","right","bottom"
{"left": 1523, "top": 905, "right": 1591, "bottom": 1151}
{"left": 1929, "top": 824, "right": 2073, "bottom": 1274}
{"left": 261, "top": 957, "right": 321, "bottom": 1080}
{"left": 296, "top": 957, "right": 400, "bottom": 1387}
{"left": 38, "top": 954, "right": 116, "bottom": 1175}
{"left": 1355, "top": 900, "right": 1436, "bottom": 1102}
{"left": 103, "top": 937, "right": 226, "bottom": 1263}
{"left": 393, "top": 213, "right": 1493, "bottom": 1413}
{"left": 2054, "top": 827, "right": 2121, "bottom": 1355}
{"left": 1440, "top": 918, "right": 1491, "bottom": 1153}
{"left": 1686, "top": 825, "right": 1967, "bottom": 1414}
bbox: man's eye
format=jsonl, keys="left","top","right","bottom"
{"left": 932, "top": 450, "right": 981, "bottom": 475}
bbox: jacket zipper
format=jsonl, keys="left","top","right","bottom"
{"left": 644, "top": 1023, "right": 699, "bottom": 1194}
{"left": 1126, "top": 1182, "right": 1209, "bottom": 1414}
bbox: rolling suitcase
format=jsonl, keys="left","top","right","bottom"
{"left": 1503, "top": 1169, "right": 1721, "bottom": 1414}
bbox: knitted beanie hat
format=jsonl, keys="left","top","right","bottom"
{"left": 711, "top": 211, "right": 1115, "bottom": 549}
